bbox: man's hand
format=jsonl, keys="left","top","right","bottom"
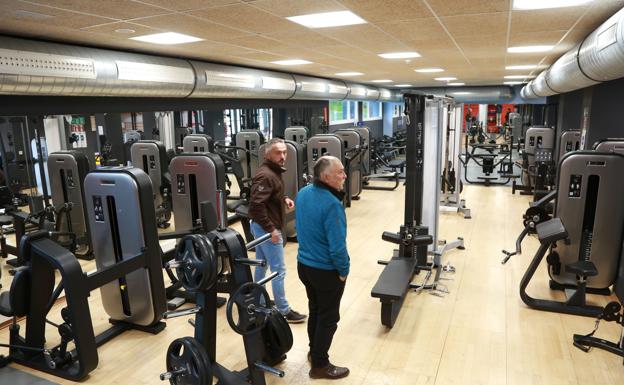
{"left": 271, "top": 229, "right": 281, "bottom": 244}
{"left": 284, "top": 197, "right": 295, "bottom": 210}
{"left": 339, "top": 276, "right": 347, "bottom": 282}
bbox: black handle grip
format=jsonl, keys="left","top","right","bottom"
{"left": 381, "top": 231, "right": 401, "bottom": 244}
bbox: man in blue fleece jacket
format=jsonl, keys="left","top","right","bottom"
{"left": 296, "top": 155, "right": 350, "bottom": 380}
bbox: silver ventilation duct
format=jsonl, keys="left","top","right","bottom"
{"left": 189, "top": 61, "right": 296, "bottom": 99}
{"left": 530, "top": 70, "right": 556, "bottom": 97}
{"left": 410, "top": 86, "right": 514, "bottom": 103}
{"left": 522, "top": 6, "right": 624, "bottom": 98}
{"left": 0, "top": 35, "right": 398, "bottom": 102}
{"left": 0, "top": 36, "right": 195, "bottom": 97}
{"left": 292, "top": 75, "right": 348, "bottom": 100}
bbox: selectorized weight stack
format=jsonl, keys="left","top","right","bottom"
{"left": 558, "top": 130, "right": 581, "bottom": 162}
{"left": 593, "top": 138, "right": 624, "bottom": 154}
{"left": 306, "top": 134, "right": 345, "bottom": 201}
{"left": 333, "top": 129, "right": 364, "bottom": 204}
{"left": 284, "top": 126, "right": 308, "bottom": 146}
{"left": 519, "top": 151, "right": 624, "bottom": 317}
{"left": 236, "top": 130, "right": 265, "bottom": 181}
{"left": 47, "top": 151, "right": 92, "bottom": 257}
{"left": 0, "top": 167, "right": 167, "bottom": 381}
{"left": 183, "top": 133, "right": 214, "bottom": 153}
{"left": 130, "top": 140, "right": 172, "bottom": 228}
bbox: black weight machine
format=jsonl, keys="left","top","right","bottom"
{"left": 371, "top": 94, "right": 464, "bottom": 328}
{"left": 460, "top": 139, "right": 516, "bottom": 186}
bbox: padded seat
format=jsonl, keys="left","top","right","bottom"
{"left": 565, "top": 260, "right": 598, "bottom": 277}
{"left": 387, "top": 160, "right": 405, "bottom": 173}
{"left": 536, "top": 218, "right": 568, "bottom": 245}
{"left": 0, "top": 267, "right": 30, "bottom": 317}
{"left": 0, "top": 215, "right": 12, "bottom": 226}
{"left": 371, "top": 257, "right": 418, "bottom": 301}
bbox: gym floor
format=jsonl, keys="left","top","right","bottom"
{"left": 1, "top": 182, "right": 623, "bottom": 385}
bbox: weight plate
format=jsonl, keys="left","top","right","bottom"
{"left": 226, "top": 282, "right": 271, "bottom": 335}
{"left": 165, "top": 337, "right": 211, "bottom": 385}
{"left": 175, "top": 234, "right": 218, "bottom": 292}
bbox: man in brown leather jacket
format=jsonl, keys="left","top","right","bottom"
{"left": 249, "top": 137, "right": 306, "bottom": 323}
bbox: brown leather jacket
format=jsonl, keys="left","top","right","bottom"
{"left": 249, "top": 160, "right": 286, "bottom": 233}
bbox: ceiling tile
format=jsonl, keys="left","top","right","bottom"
{"left": 219, "top": 35, "right": 300, "bottom": 54}
{"left": 133, "top": 13, "right": 252, "bottom": 40}
{"left": 511, "top": 8, "right": 583, "bottom": 34}
{"left": 442, "top": 12, "right": 508, "bottom": 37}
{"left": 136, "top": 0, "right": 239, "bottom": 12}
{"left": 336, "top": 0, "right": 433, "bottom": 22}
{"left": 249, "top": 0, "right": 346, "bottom": 17}
{"left": 376, "top": 18, "right": 447, "bottom": 42}
{"left": 192, "top": 3, "right": 304, "bottom": 35}
{"left": 315, "top": 24, "right": 407, "bottom": 53}
{"left": 264, "top": 30, "right": 342, "bottom": 48}
{"left": 26, "top": 0, "right": 168, "bottom": 20}
{"left": 81, "top": 21, "right": 159, "bottom": 36}
{"left": 508, "top": 30, "right": 566, "bottom": 46}
{"left": 1, "top": 1, "right": 114, "bottom": 28}
{"left": 425, "top": 0, "right": 509, "bottom": 16}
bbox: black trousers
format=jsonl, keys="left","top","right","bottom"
{"left": 297, "top": 262, "right": 346, "bottom": 368}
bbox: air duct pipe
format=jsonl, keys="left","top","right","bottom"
{"left": 523, "top": 6, "right": 624, "bottom": 98}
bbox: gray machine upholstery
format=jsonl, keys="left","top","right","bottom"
{"left": 306, "top": 134, "right": 344, "bottom": 176}
{"left": 284, "top": 126, "right": 308, "bottom": 146}
{"left": 334, "top": 129, "right": 363, "bottom": 198}
{"left": 183, "top": 133, "right": 214, "bottom": 153}
{"left": 551, "top": 151, "right": 624, "bottom": 289}
{"left": 558, "top": 130, "right": 581, "bottom": 161}
{"left": 258, "top": 140, "right": 305, "bottom": 238}
{"left": 130, "top": 140, "right": 168, "bottom": 210}
{"left": 84, "top": 167, "right": 166, "bottom": 326}
{"left": 170, "top": 153, "right": 226, "bottom": 232}
{"left": 235, "top": 130, "right": 264, "bottom": 181}
{"left": 47, "top": 151, "right": 91, "bottom": 255}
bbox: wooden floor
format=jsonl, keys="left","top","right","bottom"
{"left": 1, "top": 182, "right": 623, "bottom": 385}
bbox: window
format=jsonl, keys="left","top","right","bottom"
{"left": 362, "top": 101, "right": 382, "bottom": 121}
{"left": 329, "top": 100, "right": 358, "bottom": 125}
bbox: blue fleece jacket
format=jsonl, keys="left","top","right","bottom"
{"left": 295, "top": 183, "right": 350, "bottom": 277}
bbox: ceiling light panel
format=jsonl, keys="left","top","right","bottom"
{"left": 286, "top": 11, "right": 366, "bottom": 29}
{"left": 415, "top": 68, "right": 444, "bottom": 73}
{"left": 271, "top": 59, "right": 312, "bottom": 65}
{"left": 513, "top": 0, "right": 592, "bottom": 10}
{"left": 371, "top": 79, "right": 393, "bottom": 83}
{"left": 130, "top": 32, "right": 203, "bottom": 45}
{"left": 379, "top": 52, "right": 421, "bottom": 59}
{"left": 335, "top": 72, "right": 363, "bottom": 76}
{"left": 394, "top": 84, "right": 412, "bottom": 87}
{"left": 507, "top": 45, "right": 553, "bottom": 53}
{"left": 504, "top": 81, "right": 524, "bottom": 85}
{"left": 447, "top": 82, "right": 465, "bottom": 86}
{"left": 506, "top": 65, "right": 538, "bottom": 70}
{"left": 504, "top": 75, "right": 534, "bottom": 79}
{"left": 435, "top": 77, "right": 457, "bottom": 81}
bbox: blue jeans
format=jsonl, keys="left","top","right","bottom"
{"left": 250, "top": 221, "right": 290, "bottom": 315}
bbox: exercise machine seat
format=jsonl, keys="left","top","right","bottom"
{"left": 0, "top": 267, "right": 31, "bottom": 317}
{"left": 0, "top": 215, "right": 13, "bottom": 226}
{"left": 565, "top": 261, "right": 598, "bottom": 277}
{"left": 536, "top": 218, "right": 568, "bottom": 245}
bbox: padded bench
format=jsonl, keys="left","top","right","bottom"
{"left": 371, "top": 257, "right": 418, "bottom": 327}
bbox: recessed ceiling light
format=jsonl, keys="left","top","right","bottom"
{"left": 513, "top": 0, "right": 592, "bottom": 10}
{"left": 394, "top": 84, "right": 412, "bottom": 87}
{"left": 504, "top": 81, "right": 524, "bottom": 85}
{"left": 130, "top": 32, "right": 203, "bottom": 45}
{"left": 371, "top": 79, "right": 393, "bottom": 83}
{"left": 452, "top": 92, "right": 472, "bottom": 95}
{"left": 335, "top": 72, "right": 364, "bottom": 76}
{"left": 115, "top": 28, "right": 136, "bottom": 34}
{"left": 506, "top": 64, "right": 538, "bottom": 70}
{"left": 447, "top": 82, "right": 465, "bottom": 86}
{"left": 379, "top": 52, "right": 421, "bottom": 59}
{"left": 415, "top": 68, "right": 444, "bottom": 73}
{"left": 504, "top": 75, "right": 535, "bottom": 79}
{"left": 435, "top": 77, "right": 457, "bottom": 81}
{"left": 508, "top": 45, "right": 553, "bottom": 53}
{"left": 271, "top": 59, "right": 312, "bottom": 65}
{"left": 287, "top": 11, "right": 366, "bottom": 28}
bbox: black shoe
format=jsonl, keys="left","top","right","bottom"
{"left": 284, "top": 309, "right": 307, "bottom": 323}
{"left": 309, "top": 363, "right": 350, "bottom": 379}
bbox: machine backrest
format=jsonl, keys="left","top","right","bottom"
{"left": 183, "top": 134, "right": 214, "bottom": 153}
{"left": 306, "top": 134, "right": 344, "bottom": 177}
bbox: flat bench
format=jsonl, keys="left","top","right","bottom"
{"left": 371, "top": 257, "right": 418, "bottom": 327}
